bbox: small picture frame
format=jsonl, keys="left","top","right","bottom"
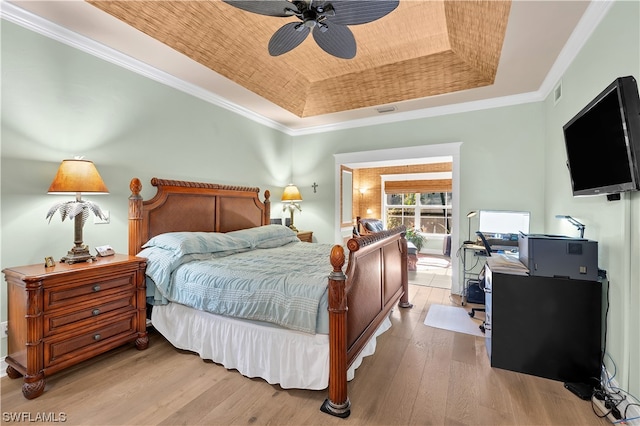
{"left": 44, "top": 256, "right": 55, "bottom": 268}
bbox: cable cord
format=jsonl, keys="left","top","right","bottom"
{"left": 601, "top": 277, "right": 610, "bottom": 380}
{"left": 595, "top": 351, "right": 640, "bottom": 423}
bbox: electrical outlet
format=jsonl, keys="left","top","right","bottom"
{"left": 94, "top": 210, "right": 110, "bottom": 224}
{"left": 1, "top": 321, "right": 7, "bottom": 337}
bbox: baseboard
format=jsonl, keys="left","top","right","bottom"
{"left": 1, "top": 356, "right": 7, "bottom": 378}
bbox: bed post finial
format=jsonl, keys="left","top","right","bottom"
{"left": 263, "top": 190, "right": 271, "bottom": 224}
{"left": 130, "top": 178, "right": 142, "bottom": 196}
{"left": 322, "top": 245, "right": 351, "bottom": 418}
{"left": 129, "top": 178, "right": 144, "bottom": 256}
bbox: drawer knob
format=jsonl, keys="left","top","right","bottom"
{"left": 93, "top": 334, "right": 101, "bottom": 341}
{"left": 92, "top": 309, "right": 100, "bottom": 316}
{"left": 92, "top": 284, "right": 101, "bottom": 292}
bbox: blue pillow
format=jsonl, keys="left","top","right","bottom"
{"left": 227, "top": 225, "right": 299, "bottom": 248}
{"left": 142, "top": 231, "right": 250, "bottom": 256}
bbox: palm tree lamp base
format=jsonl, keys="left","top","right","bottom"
{"left": 60, "top": 245, "right": 95, "bottom": 264}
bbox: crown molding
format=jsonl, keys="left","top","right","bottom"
{"left": 293, "top": 0, "right": 615, "bottom": 136}
{"left": 0, "top": 1, "right": 292, "bottom": 134}
{"left": 2, "top": 0, "right": 612, "bottom": 137}
{"left": 538, "top": 0, "right": 615, "bottom": 100}
{"left": 288, "top": 91, "right": 545, "bottom": 136}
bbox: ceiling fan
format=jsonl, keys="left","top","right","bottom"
{"left": 223, "top": 0, "right": 400, "bottom": 59}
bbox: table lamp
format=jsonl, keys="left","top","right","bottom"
{"left": 281, "top": 184, "right": 302, "bottom": 232}
{"left": 555, "top": 215, "right": 585, "bottom": 238}
{"left": 46, "top": 158, "right": 109, "bottom": 264}
{"left": 464, "top": 210, "right": 478, "bottom": 244}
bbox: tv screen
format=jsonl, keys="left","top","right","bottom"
{"left": 563, "top": 76, "right": 640, "bottom": 197}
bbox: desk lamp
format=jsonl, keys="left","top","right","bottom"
{"left": 555, "top": 215, "right": 585, "bottom": 238}
{"left": 464, "top": 211, "right": 478, "bottom": 244}
{"left": 46, "top": 158, "right": 109, "bottom": 264}
{"left": 282, "top": 184, "right": 302, "bottom": 232}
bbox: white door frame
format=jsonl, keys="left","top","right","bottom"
{"left": 334, "top": 142, "right": 462, "bottom": 293}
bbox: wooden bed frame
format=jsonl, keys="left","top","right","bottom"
{"left": 128, "top": 177, "right": 412, "bottom": 418}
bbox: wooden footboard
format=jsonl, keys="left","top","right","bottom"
{"left": 321, "top": 228, "right": 412, "bottom": 418}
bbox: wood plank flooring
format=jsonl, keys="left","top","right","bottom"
{"left": 1, "top": 285, "right": 609, "bottom": 425}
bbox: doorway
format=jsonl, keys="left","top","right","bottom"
{"left": 334, "top": 142, "right": 462, "bottom": 293}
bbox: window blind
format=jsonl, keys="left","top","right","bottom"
{"left": 384, "top": 179, "right": 452, "bottom": 194}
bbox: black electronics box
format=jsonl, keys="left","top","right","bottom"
{"left": 467, "top": 280, "right": 485, "bottom": 304}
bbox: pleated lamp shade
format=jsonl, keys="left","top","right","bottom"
{"left": 281, "top": 184, "right": 302, "bottom": 202}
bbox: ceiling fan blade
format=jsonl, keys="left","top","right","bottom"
{"left": 313, "top": 22, "right": 356, "bottom": 59}
{"left": 325, "top": 0, "right": 399, "bottom": 26}
{"left": 223, "top": 0, "right": 299, "bottom": 17}
{"left": 269, "top": 22, "right": 310, "bottom": 56}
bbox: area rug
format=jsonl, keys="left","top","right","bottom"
{"left": 416, "top": 255, "right": 451, "bottom": 271}
{"left": 410, "top": 255, "right": 451, "bottom": 288}
{"left": 423, "top": 304, "right": 485, "bottom": 337}
{"left": 408, "top": 271, "right": 451, "bottom": 289}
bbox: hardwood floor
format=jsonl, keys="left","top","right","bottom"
{"left": 1, "top": 285, "right": 609, "bottom": 425}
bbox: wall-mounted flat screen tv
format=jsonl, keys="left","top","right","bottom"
{"left": 563, "top": 76, "right": 640, "bottom": 197}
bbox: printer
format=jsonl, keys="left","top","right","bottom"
{"left": 518, "top": 233, "right": 598, "bottom": 281}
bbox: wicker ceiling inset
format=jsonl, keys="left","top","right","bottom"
{"left": 88, "top": 1, "right": 511, "bottom": 118}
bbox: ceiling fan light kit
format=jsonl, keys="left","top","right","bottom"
{"left": 224, "top": 0, "right": 399, "bottom": 59}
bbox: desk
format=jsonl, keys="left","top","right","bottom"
{"left": 484, "top": 261, "right": 601, "bottom": 384}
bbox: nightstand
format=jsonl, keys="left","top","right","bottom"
{"left": 297, "top": 230, "right": 313, "bottom": 242}
{"left": 3, "top": 254, "right": 147, "bottom": 399}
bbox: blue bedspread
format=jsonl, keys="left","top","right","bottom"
{"left": 138, "top": 226, "right": 337, "bottom": 334}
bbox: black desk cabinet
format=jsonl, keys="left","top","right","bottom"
{"left": 485, "top": 264, "right": 602, "bottom": 385}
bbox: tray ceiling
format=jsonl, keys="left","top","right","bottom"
{"left": 87, "top": 1, "right": 511, "bottom": 118}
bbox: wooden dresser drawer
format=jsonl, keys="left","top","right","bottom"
{"left": 3, "top": 254, "right": 148, "bottom": 399}
{"left": 44, "top": 273, "right": 135, "bottom": 310}
{"left": 44, "top": 293, "right": 136, "bottom": 336}
{"left": 44, "top": 312, "right": 137, "bottom": 369}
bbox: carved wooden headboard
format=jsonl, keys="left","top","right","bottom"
{"left": 128, "top": 177, "right": 271, "bottom": 255}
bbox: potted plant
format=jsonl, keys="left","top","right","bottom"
{"left": 405, "top": 228, "right": 427, "bottom": 252}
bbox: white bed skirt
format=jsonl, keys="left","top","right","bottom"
{"left": 151, "top": 302, "right": 392, "bottom": 390}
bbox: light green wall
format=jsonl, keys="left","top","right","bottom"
{"left": 542, "top": 0, "right": 639, "bottom": 399}
{"left": 1, "top": 21, "right": 292, "bottom": 268}
{"left": 292, "top": 104, "right": 547, "bottom": 246}
{"left": 1, "top": 0, "right": 638, "bottom": 402}
{"left": 0, "top": 21, "right": 292, "bottom": 355}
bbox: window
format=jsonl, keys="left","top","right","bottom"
{"left": 385, "top": 192, "right": 452, "bottom": 235}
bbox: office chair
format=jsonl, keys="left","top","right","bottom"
{"left": 468, "top": 270, "right": 486, "bottom": 333}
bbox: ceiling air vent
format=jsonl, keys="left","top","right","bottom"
{"left": 376, "top": 106, "right": 396, "bottom": 113}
